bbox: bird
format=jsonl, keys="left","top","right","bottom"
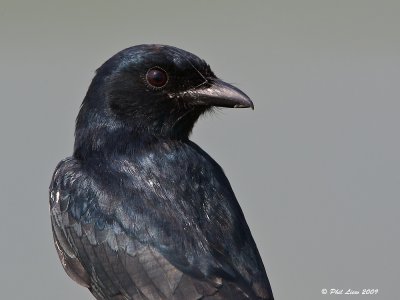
{"left": 49, "top": 44, "right": 274, "bottom": 300}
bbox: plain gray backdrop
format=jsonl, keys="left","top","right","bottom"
{"left": 1, "top": 1, "right": 399, "bottom": 299}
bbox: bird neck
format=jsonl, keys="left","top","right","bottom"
{"left": 73, "top": 105, "right": 202, "bottom": 160}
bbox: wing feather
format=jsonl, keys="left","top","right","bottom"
{"left": 50, "top": 148, "right": 273, "bottom": 299}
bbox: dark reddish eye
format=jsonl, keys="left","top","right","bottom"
{"left": 146, "top": 67, "right": 168, "bottom": 88}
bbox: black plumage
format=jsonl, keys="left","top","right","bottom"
{"left": 50, "top": 44, "right": 274, "bottom": 300}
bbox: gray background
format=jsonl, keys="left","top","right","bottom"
{"left": 1, "top": 1, "right": 399, "bottom": 299}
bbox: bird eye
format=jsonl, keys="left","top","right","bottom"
{"left": 146, "top": 67, "right": 168, "bottom": 88}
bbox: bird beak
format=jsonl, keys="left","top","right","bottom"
{"left": 171, "top": 78, "right": 254, "bottom": 109}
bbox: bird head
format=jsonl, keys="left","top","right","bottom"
{"left": 74, "top": 45, "right": 253, "bottom": 155}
